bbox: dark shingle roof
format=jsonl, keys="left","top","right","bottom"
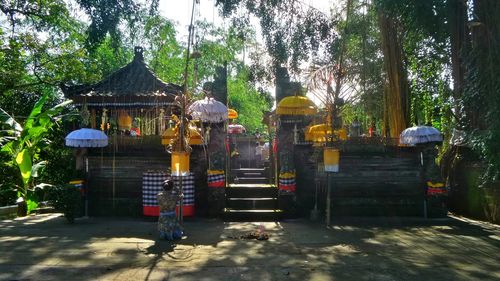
{"left": 61, "top": 47, "right": 182, "bottom": 103}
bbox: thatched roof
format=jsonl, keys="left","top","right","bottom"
{"left": 61, "top": 47, "right": 182, "bottom": 107}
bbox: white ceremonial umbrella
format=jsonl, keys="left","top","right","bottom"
{"left": 228, "top": 124, "right": 246, "bottom": 134}
{"left": 65, "top": 128, "right": 108, "bottom": 148}
{"left": 65, "top": 128, "right": 108, "bottom": 218}
{"left": 399, "top": 126, "right": 443, "bottom": 145}
{"left": 400, "top": 125, "right": 443, "bottom": 219}
{"left": 188, "top": 97, "right": 228, "bottom": 123}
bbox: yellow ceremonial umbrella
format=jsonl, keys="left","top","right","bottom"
{"left": 305, "top": 123, "right": 347, "bottom": 142}
{"left": 228, "top": 108, "right": 238, "bottom": 119}
{"left": 276, "top": 95, "right": 317, "bottom": 116}
{"left": 162, "top": 122, "right": 203, "bottom": 146}
{"left": 161, "top": 127, "right": 177, "bottom": 145}
{"left": 187, "top": 125, "right": 203, "bottom": 145}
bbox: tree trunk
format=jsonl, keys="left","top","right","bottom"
{"left": 17, "top": 201, "right": 27, "bottom": 217}
{"left": 470, "top": 0, "right": 500, "bottom": 130}
{"left": 448, "top": 0, "right": 470, "bottom": 127}
{"left": 448, "top": 0, "right": 468, "bottom": 106}
{"left": 377, "top": 10, "right": 409, "bottom": 138}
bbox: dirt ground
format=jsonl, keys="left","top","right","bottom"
{"left": 0, "top": 214, "right": 499, "bottom": 281}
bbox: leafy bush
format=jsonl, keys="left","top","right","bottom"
{"left": 0, "top": 153, "right": 21, "bottom": 206}
{"left": 1, "top": 94, "right": 72, "bottom": 216}
{"left": 46, "top": 184, "right": 83, "bottom": 223}
{"left": 0, "top": 186, "right": 16, "bottom": 207}
{"left": 39, "top": 125, "right": 80, "bottom": 185}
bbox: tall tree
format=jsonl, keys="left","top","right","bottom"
{"left": 377, "top": 7, "right": 409, "bottom": 137}
{"left": 464, "top": 0, "right": 500, "bottom": 182}
{"left": 447, "top": 0, "right": 469, "bottom": 123}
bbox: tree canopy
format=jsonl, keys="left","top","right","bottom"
{"left": 2, "top": 0, "right": 500, "bottom": 203}
{"left": 215, "top": 0, "right": 500, "bottom": 184}
{"left": 0, "top": 0, "right": 272, "bottom": 208}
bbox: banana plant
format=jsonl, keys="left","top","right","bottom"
{"left": 1, "top": 93, "right": 71, "bottom": 215}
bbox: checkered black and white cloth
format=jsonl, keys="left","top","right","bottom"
{"left": 142, "top": 172, "right": 195, "bottom": 206}
{"left": 172, "top": 174, "right": 195, "bottom": 205}
{"left": 142, "top": 172, "right": 168, "bottom": 206}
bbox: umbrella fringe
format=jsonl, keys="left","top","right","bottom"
{"left": 276, "top": 107, "right": 317, "bottom": 116}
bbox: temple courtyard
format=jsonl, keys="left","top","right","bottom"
{"left": 0, "top": 214, "right": 499, "bottom": 281}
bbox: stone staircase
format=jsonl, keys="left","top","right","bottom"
{"left": 224, "top": 168, "right": 282, "bottom": 220}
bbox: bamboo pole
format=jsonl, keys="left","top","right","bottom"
{"left": 326, "top": 173, "right": 331, "bottom": 226}
{"left": 325, "top": 0, "right": 353, "bottom": 226}
{"left": 176, "top": 0, "right": 197, "bottom": 225}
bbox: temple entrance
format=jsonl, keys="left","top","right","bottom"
{"left": 225, "top": 134, "right": 281, "bottom": 220}
{"left": 229, "top": 135, "right": 269, "bottom": 170}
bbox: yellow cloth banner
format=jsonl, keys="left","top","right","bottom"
{"left": 324, "top": 148, "right": 340, "bottom": 172}
{"left": 171, "top": 152, "right": 190, "bottom": 175}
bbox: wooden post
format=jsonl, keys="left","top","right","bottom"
{"left": 324, "top": 147, "right": 340, "bottom": 226}
{"left": 326, "top": 173, "right": 331, "bottom": 226}
{"left": 91, "top": 109, "right": 96, "bottom": 129}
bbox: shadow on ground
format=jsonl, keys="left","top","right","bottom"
{"left": 0, "top": 214, "right": 499, "bottom": 280}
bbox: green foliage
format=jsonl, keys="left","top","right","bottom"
{"left": 26, "top": 196, "right": 39, "bottom": 214}
{"left": 143, "top": 16, "right": 184, "bottom": 84}
{"left": 46, "top": 184, "right": 83, "bottom": 223}
{"left": 0, "top": 1, "right": 270, "bottom": 212}
{"left": 374, "top": 0, "right": 448, "bottom": 43}
{"left": 85, "top": 37, "right": 134, "bottom": 80}
{"left": 407, "top": 45, "right": 452, "bottom": 129}
{"left": 228, "top": 69, "right": 272, "bottom": 133}
{"left": 38, "top": 126, "right": 80, "bottom": 186}
{"left": 76, "top": 0, "right": 141, "bottom": 48}
{"left": 338, "top": 1, "right": 385, "bottom": 124}
{"left": 375, "top": 0, "right": 500, "bottom": 186}
{"left": 191, "top": 20, "right": 250, "bottom": 86}
{"left": 0, "top": 0, "right": 73, "bottom": 32}
{"left": 461, "top": 0, "right": 500, "bottom": 184}
{"left": 0, "top": 153, "right": 19, "bottom": 206}
{"left": 0, "top": 93, "right": 71, "bottom": 205}
{"left": 216, "top": 0, "right": 335, "bottom": 71}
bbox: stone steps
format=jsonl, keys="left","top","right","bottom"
{"left": 233, "top": 177, "right": 268, "bottom": 184}
{"left": 224, "top": 179, "right": 282, "bottom": 220}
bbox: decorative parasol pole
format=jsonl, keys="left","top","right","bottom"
{"left": 325, "top": 0, "right": 353, "bottom": 227}
{"left": 176, "top": 0, "right": 197, "bottom": 225}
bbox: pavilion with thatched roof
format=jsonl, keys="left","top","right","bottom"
{"left": 62, "top": 46, "right": 182, "bottom": 137}
{"left": 62, "top": 46, "right": 181, "bottom": 106}
{"left": 60, "top": 46, "right": 190, "bottom": 216}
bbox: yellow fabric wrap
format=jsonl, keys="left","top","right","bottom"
{"left": 208, "top": 170, "right": 225, "bottom": 175}
{"left": 279, "top": 172, "right": 296, "bottom": 178}
{"left": 427, "top": 181, "right": 445, "bottom": 188}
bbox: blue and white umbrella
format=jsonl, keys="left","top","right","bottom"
{"left": 65, "top": 128, "right": 108, "bottom": 148}
{"left": 400, "top": 126, "right": 442, "bottom": 145}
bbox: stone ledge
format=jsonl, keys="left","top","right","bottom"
{"left": 0, "top": 205, "right": 17, "bottom": 216}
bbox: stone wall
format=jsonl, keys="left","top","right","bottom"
{"left": 86, "top": 145, "right": 208, "bottom": 217}
{"left": 294, "top": 143, "right": 425, "bottom": 217}
{"left": 449, "top": 162, "right": 500, "bottom": 223}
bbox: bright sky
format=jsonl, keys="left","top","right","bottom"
{"left": 159, "top": 0, "right": 336, "bottom": 42}
{"left": 159, "top": 0, "right": 223, "bottom": 40}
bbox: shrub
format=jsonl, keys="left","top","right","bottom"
{"left": 46, "top": 184, "right": 82, "bottom": 223}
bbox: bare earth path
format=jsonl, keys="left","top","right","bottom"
{"left": 0, "top": 214, "right": 499, "bottom": 280}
